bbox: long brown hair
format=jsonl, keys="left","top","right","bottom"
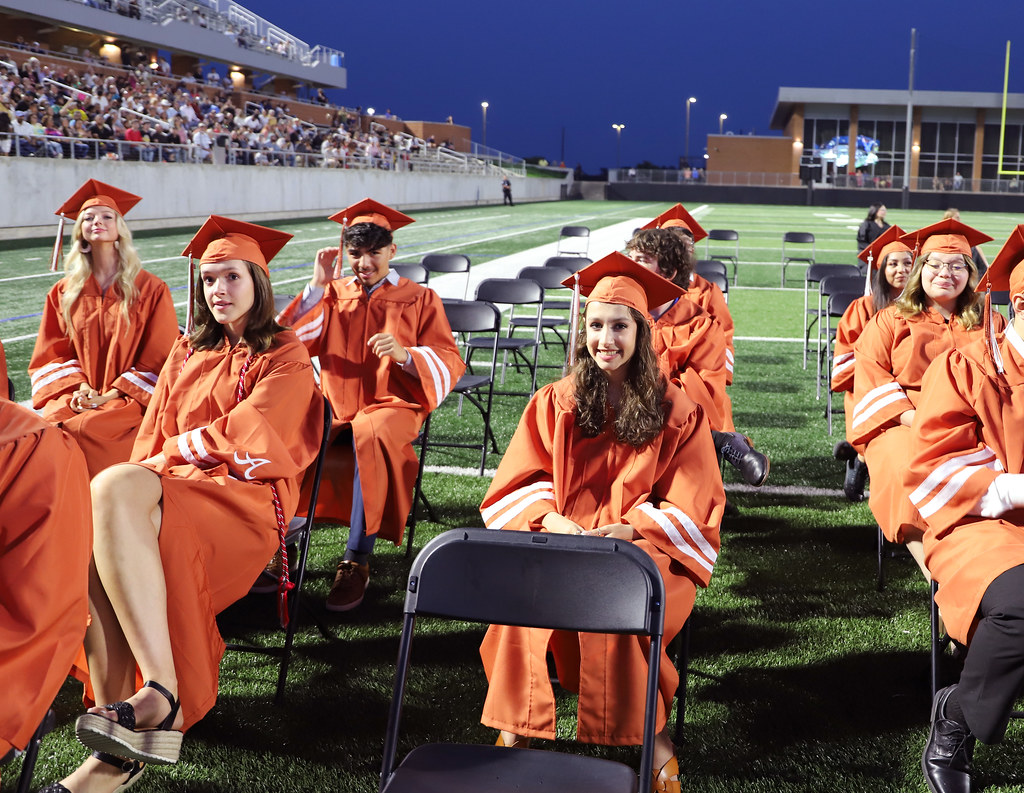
{"left": 894, "top": 254, "right": 982, "bottom": 330}
{"left": 869, "top": 251, "right": 910, "bottom": 318}
{"left": 572, "top": 306, "right": 667, "bottom": 447}
{"left": 189, "top": 261, "right": 284, "bottom": 353}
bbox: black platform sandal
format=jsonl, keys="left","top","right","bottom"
{"left": 39, "top": 751, "right": 145, "bottom": 793}
{"left": 75, "top": 680, "right": 182, "bottom": 765}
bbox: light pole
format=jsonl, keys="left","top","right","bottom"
{"left": 718, "top": 113, "right": 727, "bottom": 135}
{"left": 685, "top": 97, "right": 696, "bottom": 165}
{"left": 612, "top": 123, "right": 625, "bottom": 168}
{"left": 481, "top": 101, "right": 489, "bottom": 149}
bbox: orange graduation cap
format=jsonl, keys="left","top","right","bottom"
{"left": 979, "top": 224, "right": 1024, "bottom": 296}
{"left": 640, "top": 204, "right": 708, "bottom": 242}
{"left": 327, "top": 198, "right": 415, "bottom": 232}
{"left": 560, "top": 251, "right": 684, "bottom": 369}
{"left": 51, "top": 179, "right": 142, "bottom": 272}
{"left": 898, "top": 218, "right": 992, "bottom": 260}
{"left": 857, "top": 224, "right": 911, "bottom": 295}
{"left": 181, "top": 215, "right": 292, "bottom": 332}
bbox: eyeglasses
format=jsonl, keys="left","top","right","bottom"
{"left": 924, "top": 259, "right": 968, "bottom": 275}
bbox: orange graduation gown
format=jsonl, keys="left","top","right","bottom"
{"left": 101, "top": 332, "right": 323, "bottom": 731}
{"left": 0, "top": 340, "right": 7, "bottom": 396}
{"left": 29, "top": 270, "right": 178, "bottom": 477}
{"left": 907, "top": 328, "right": 1024, "bottom": 644}
{"left": 830, "top": 295, "right": 873, "bottom": 452}
{"left": 651, "top": 296, "right": 732, "bottom": 432}
{"left": 687, "top": 272, "right": 734, "bottom": 385}
{"left": 851, "top": 306, "right": 1001, "bottom": 543}
{"left": 478, "top": 377, "right": 723, "bottom": 745}
{"left": 281, "top": 276, "right": 465, "bottom": 545}
{"left": 0, "top": 401, "right": 91, "bottom": 758}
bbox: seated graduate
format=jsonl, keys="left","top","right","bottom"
{"left": 46, "top": 217, "right": 323, "bottom": 793}
{"left": 277, "top": 198, "right": 465, "bottom": 612}
{"left": 627, "top": 209, "right": 768, "bottom": 487}
{"left": 29, "top": 180, "right": 178, "bottom": 477}
{"left": 478, "top": 252, "right": 724, "bottom": 793}
{"left": 908, "top": 225, "right": 1024, "bottom": 793}
{"left": 0, "top": 396, "right": 91, "bottom": 785}
{"left": 851, "top": 218, "right": 1003, "bottom": 581}
{"left": 831, "top": 225, "right": 912, "bottom": 501}
{"left": 642, "top": 204, "right": 735, "bottom": 382}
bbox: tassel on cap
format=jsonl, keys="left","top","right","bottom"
{"left": 50, "top": 214, "right": 66, "bottom": 272}
{"left": 984, "top": 285, "right": 1005, "bottom": 375}
{"left": 565, "top": 271, "right": 581, "bottom": 375}
{"left": 863, "top": 252, "right": 873, "bottom": 297}
{"left": 185, "top": 254, "right": 195, "bottom": 334}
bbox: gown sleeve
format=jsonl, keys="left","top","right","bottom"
{"left": 28, "top": 284, "right": 88, "bottom": 419}
{"left": 111, "top": 279, "right": 180, "bottom": 406}
{"left": 849, "top": 309, "right": 914, "bottom": 446}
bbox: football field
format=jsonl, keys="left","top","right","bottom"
{"left": 6, "top": 199, "right": 1024, "bottom": 792}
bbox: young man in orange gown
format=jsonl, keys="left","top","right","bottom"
{"left": 909, "top": 225, "right": 1024, "bottom": 793}
{"left": 279, "top": 199, "right": 465, "bottom": 611}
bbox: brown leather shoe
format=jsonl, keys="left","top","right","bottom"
{"left": 326, "top": 560, "right": 370, "bottom": 612}
{"left": 652, "top": 756, "right": 680, "bottom": 793}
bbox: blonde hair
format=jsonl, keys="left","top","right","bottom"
{"left": 894, "top": 254, "right": 982, "bottom": 330}
{"left": 60, "top": 211, "right": 142, "bottom": 331}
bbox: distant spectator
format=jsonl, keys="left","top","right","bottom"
{"left": 191, "top": 121, "right": 212, "bottom": 162}
{"left": 857, "top": 204, "right": 889, "bottom": 250}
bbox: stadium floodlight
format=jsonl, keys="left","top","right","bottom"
{"left": 612, "top": 123, "right": 625, "bottom": 168}
{"left": 685, "top": 97, "right": 696, "bottom": 165}
{"left": 719, "top": 113, "right": 727, "bottom": 135}
{"left": 481, "top": 102, "right": 489, "bottom": 149}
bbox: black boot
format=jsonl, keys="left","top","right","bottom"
{"left": 922, "top": 685, "right": 975, "bottom": 793}
{"left": 833, "top": 440, "right": 856, "bottom": 461}
{"left": 843, "top": 458, "right": 868, "bottom": 502}
{"left": 713, "top": 431, "right": 769, "bottom": 487}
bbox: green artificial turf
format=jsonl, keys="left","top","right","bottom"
{"left": 5, "top": 200, "right": 1024, "bottom": 792}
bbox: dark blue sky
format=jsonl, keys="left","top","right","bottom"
{"left": 239, "top": 0, "right": 1019, "bottom": 172}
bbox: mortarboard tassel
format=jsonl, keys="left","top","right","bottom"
{"left": 564, "top": 271, "right": 581, "bottom": 375}
{"left": 50, "top": 214, "right": 66, "bottom": 272}
{"left": 185, "top": 254, "right": 195, "bottom": 334}
{"left": 984, "top": 285, "right": 1005, "bottom": 375}
{"left": 863, "top": 251, "right": 873, "bottom": 297}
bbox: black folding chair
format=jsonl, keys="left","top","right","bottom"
{"left": 379, "top": 528, "right": 666, "bottom": 793}
{"left": 223, "top": 396, "right": 332, "bottom": 704}
{"left": 556, "top": 226, "right": 590, "bottom": 257}
{"left": 698, "top": 271, "right": 729, "bottom": 304}
{"left": 406, "top": 301, "right": 502, "bottom": 555}
{"left": 468, "top": 278, "right": 544, "bottom": 397}
{"left": 696, "top": 260, "right": 728, "bottom": 282}
{"left": 422, "top": 254, "right": 471, "bottom": 299}
{"left": 782, "top": 231, "right": 816, "bottom": 288}
{"left": 392, "top": 263, "right": 429, "bottom": 284}
{"left": 704, "top": 229, "right": 740, "bottom": 284}
{"left": 514, "top": 265, "right": 574, "bottom": 354}
{"left": 821, "top": 290, "right": 862, "bottom": 425}
{"left": 543, "top": 255, "right": 592, "bottom": 273}
{"left": 803, "top": 264, "right": 859, "bottom": 369}
{"left": 8, "top": 708, "right": 56, "bottom": 793}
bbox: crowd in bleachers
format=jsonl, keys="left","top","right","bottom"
{"left": 0, "top": 51, "right": 448, "bottom": 169}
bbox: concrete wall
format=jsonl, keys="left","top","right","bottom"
{"left": 1, "top": 158, "right": 567, "bottom": 239}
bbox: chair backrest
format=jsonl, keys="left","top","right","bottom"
{"left": 517, "top": 265, "right": 573, "bottom": 291}
{"left": 557, "top": 226, "right": 590, "bottom": 256}
{"left": 806, "top": 263, "right": 860, "bottom": 285}
{"left": 380, "top": 528, "right": 666, "bottom": 787}
{"left": 406, "top": 528, "right": 665, "bottom": 631}
{"left": 392, "top": 263, "right": 429, "bottom": 284}
{"left": 783, "top": 231, "right": 815, "bottom": 245}
{"left": 422, "top": 253, "right": 471, "bottom": 274}
{"left": 442, "top": 299, "right": 502, "bottom": 335}
{"left": 708, "top": 229, "right": 739, "bottom": 242}
{"left": 827, "top": 291, "right": 862, "bottom": 319}
{"left": 543, "top": 255, "right": 592, "bottom": 272}
{"left": 696, "top": 260, "right": 728, "bottom": 280}
{"left": 820, "top": 274, "right": 864, "bottom": 298}
{"left": 475, "top": 277, "right": 544, "bottom": 305}
{"left": 701, "top": 271, "right": 729, "bottom": 299}
{"left": 273, "top": 293, "right": 295, "bottom": 315}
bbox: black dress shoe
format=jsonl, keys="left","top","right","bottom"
{"left": 714, "top": 431, "right": 770, "bottom": 487}
{"left": 922, "top": 684, "right": 975, "bottom": 793}
{"left": 843, "top": 459, "right": 868, "bottom": 502}
{"left": 833, "top": 440, "right": 856, "bottom": 461}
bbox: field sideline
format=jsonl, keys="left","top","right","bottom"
{"left": 6, "top": 199, "right": 1024, "bottom": 793}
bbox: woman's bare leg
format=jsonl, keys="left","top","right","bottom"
{"left": 85, "top": 464, "right": 182, "bottom": 730}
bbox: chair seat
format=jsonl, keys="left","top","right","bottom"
{"left": 467, "top": 335, "right": 538, "bottom": 351}
{"left": 454, "top": 373, "right": 491, "bottom": 392}
{"left": 382, "top": 743, "right": 637, "bottom": 793}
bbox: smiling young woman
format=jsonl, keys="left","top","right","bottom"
{"left": 479, "top": 252, "right": 725, "bottom": 793}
